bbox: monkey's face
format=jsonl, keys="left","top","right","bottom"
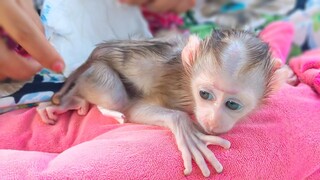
{"left": 191, "top": 72, "right": 259, "bottom": 134}
{"left": 181, "top": 32, "right": 276, "bottom": 134}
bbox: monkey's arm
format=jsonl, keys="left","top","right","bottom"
{"left": 127, "top": 101, "right": 231, "bottom": 177}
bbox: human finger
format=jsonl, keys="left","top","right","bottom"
{"left": 0, "top": 72, "right": 7, "bottom": 81}
{"left": 145, "top": 0, "right": 179, "bottom": 13}
{"left": 172, "top": 0, "right": 196, "bottom": 14}
{"left": 119, "top": 0, "right": 149, "bottom": 6}
{"left": 0, "top": 1, "right": 65, "bottom": 73}
{"left": 0, "top": 39, "right": 41, "bottom": 80}
{"left": 17, "top": 0, "right": 44, "bottom": 33}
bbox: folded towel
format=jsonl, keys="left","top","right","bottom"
{"left": 259, "top": 21, "right": 295, "bottom": 63}
{"left": 0, "top": 83, "right": 319, "bottom": 179}
{"left": 289, "top": 48, "right": 320, "bottom": 94}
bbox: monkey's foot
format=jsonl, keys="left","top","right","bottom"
{"left": 97, "top": 106, "right": 126, "bottom": 124}
{"left": 36, "top": 102, "right": 66, "bottom": 125}
{"left": 77, "top": 100, "right": 90, "bottom": 116}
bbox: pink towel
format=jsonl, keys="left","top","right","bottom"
{"left": 259, "top": 21, "right": 320, "bottom": 95}
{"left": 289, "top": 49, "right": 320, "bottom": 94}
{"left": 0, "top": 83, "right": 319, "bottom": 179}
{"left": 259, "top": 21, "right": 295, "bottom": 63}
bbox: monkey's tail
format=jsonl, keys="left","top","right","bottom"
{"left": 51, "top": 62, "right": 91, "bottom": 105}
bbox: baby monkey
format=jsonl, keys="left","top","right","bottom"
{"left": 37, "top": 29, "right": 287, "bottom": 177}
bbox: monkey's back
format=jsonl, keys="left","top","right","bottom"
{"left": 92, "top": 37, "right": 194, "bottom": 112}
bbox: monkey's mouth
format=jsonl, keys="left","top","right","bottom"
{"left": 200, "top": 121, "right": 227, "bottom": 135}
{"left": 193, "top": 121, "right": 220, "bottom": 135}
{"left": 203, "top": 127, "right": 221, "bottom": 135}
{"left": 192, "top": 115, "right": 223, "bottom": 135}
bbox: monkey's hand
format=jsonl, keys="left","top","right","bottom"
{"left": 97, "top": 106, "right": 126, "bottom": 124}
{"left": 282, "top": 65, "right": 299, "bottom": 86}
{"left": 168, "top": 113, "right": 231, "bottom": 177}
{"left": 127, "top": 102, "right": 230, "bottom": 177}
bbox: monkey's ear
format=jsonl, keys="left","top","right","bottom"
{"left": 181, "top": 35, "right": 201, "bottom": 69}
{"left": 267, "top": 58, "right": 289, "bottom": 94}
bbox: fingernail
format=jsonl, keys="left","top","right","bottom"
{"left": 52, "top": 62, "right": 65, "bottom": 73}
{"left": 184, "top": 169, "right": 191, "bottom": 175}
{"left": 216, "top": 164, "right": 223, "bottom": 173}
{"left": 225, "top": 141, "right": 231, "bottom": 149}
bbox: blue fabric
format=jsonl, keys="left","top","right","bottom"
{"left": 0, "top": 69, "right": 64, "bottom": 113}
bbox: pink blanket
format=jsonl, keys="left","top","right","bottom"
{"left": 0, "top": 21, "right": 320, "bottom": 179}
{"left": 0, "top": 83, "right": 319, "bottom": 179}
{"left": 289, "top": 49, "right": 320, "bottom": 94}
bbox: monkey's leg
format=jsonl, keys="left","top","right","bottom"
{"left": 127, "top": 101, "right": 231, "bottom": 177}
{"left": 79, "top": 65, "right": 129, "bottom": 123}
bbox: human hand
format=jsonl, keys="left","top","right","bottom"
{"left": 0, "top": 0, "right": 65, "bottom": 81}
{"left": 120, "top": 0, "right": 196, "bottom": 14}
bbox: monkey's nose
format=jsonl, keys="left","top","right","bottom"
{"left": 203, "top": 121, "right": 220, "bottom": 134}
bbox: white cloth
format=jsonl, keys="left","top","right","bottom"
{"left": 41, "top": 0, "right": 152, "bottom": 76}
{"left": 287, "top": 4, "right": 320, "bottom": 49}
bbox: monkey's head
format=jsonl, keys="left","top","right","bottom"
{"left": 182, "top": 30, "right": 287, "bottom": 134}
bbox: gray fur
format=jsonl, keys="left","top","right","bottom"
{"left": 53, "top": 29, "right": 275, "bottom": 113}
{"left": 53, "top": 35, "right": 194, "bottom": 112}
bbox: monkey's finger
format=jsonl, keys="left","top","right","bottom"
{"left": 191, "top": 134, "right": 224, "bottom": 173}
{"left": 18, "top": 0, "right": 45, "bottom": 33}
{"left": 0, "top": 39, "right": 41, "bottom": 80}
{"left": 36, "top": 106, "right": 56, "bottom": 125}
{"left": 36, "top": 103, "right": 59, "bottom": 125}
{"left": 42, "top": 118, "right": 56, "bottom": 125}
{"left": 180, "top": 144, "right": 193, "bottom": 175}
{"left": 172, "top": 0, "right": 196, "bottom": 14}
{"left": 174, "top": 130, "right": 193, "bottom": 175}
{"left": 186, "top": 135, "right": 210, "bottom": 177}
{"left": 199, "top": 146, "right": 223, "bottom": 173}
{"left": 0, "top": 1, "right": 65, "bottom": 73}
{"left": 197, "top": 133, "right": 231, "bottom": 149}
{"left": 46, "top": 107, "right": 59, "bottom": 121}
{"left": 286, "top": 75, "right": 299, "bottom": 86}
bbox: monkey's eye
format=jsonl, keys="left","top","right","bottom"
{"left": 199, "top": 90, "right": 214, "bottom": 100}
{"left": 225, "top": 100, "right": 242, "bottom": 110}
